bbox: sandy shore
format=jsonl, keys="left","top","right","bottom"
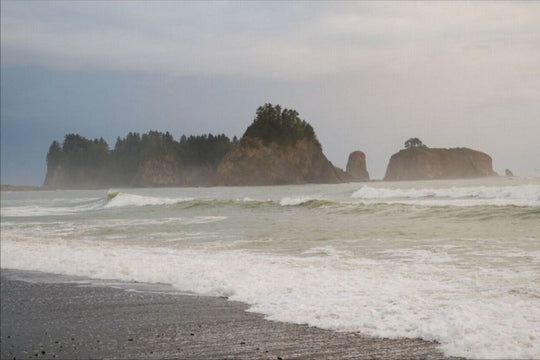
{"left": 1, "top": 269, "right": 458, "bottom": 359}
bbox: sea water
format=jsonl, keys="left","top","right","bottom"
{"left": 1, "top": 177, "right": 539, "bottom": 359}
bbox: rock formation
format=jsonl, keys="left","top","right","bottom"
{"left": 333, "top": 166, "right": 354, "bottom": 182}
{"left": 345, "top": 151, "right": 370, "bottom": 181}
{"left": 505, "top": 169, "right": 514, "bottom": 177}
{"left": 384, "top": 147, "right": 498, "bottom": 181}
{"left": 214, "top": 137, "right": 343, "bottom": 186}
{"left": 131, "top": 155, "right": 184, "bottom": 187}
{"left": 131, "top": 155, "right": 217, "bottom": 187}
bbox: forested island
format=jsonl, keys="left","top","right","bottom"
{"left": 44, "top": 104, "right": 369, "bottom": 188}
{"left": 44, "top": 132, "right": 237, "bottom": 188}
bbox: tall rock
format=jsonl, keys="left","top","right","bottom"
{"left": 214, "top": 137, "right": 342, "bottom": 186}
{"left": 345, "top": 151, "right": 370, "bottom": 181}
{"left": 384, "top": 147, "right": 498, "bottom": 181}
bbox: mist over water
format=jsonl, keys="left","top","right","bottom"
{"left": 1, "top": 177, "right": 539, "bottom": 359}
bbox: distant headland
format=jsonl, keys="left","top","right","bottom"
{"left": 42, "top": 104, "right": 498, "bottom": 189}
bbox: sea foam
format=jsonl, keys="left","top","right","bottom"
{"left": 1, "top": 193, "right": 196, "bottom": 217}
{"left": 104, "top": 192, "right": 194, "bottom": 208}
{"left": 2, "top": 238, "right": 538, "bottom": 359}
{"left": 352, "top": 185, "right": 540, "bottom": 207}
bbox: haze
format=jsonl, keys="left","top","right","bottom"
{"left": 2, "top": 1, "right": 539, "bottom": 185}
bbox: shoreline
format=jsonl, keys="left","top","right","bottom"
{"left": 0, "top": 185, "right": 46, "bottom": 192}
{"left": 1, "top": 269, "right": 460, "bottom": 360}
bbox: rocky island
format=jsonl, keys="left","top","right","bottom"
{"left": 43, "top": 104, "right": 369, "bottom": 188}
{"left": 346, "top": 151, "right": 370, "bottom": 182}
{"left": 384, "top": 138, "right": 498, "bottom": 181}
{"left": 214, "top": 104, "right": 354, "bottom": 185}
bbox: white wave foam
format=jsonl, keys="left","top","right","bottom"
{"left": 352, "top": 185, "right": 540, "bottom": 207}
{"left": 104, "top": 193, "right": 193, "bottom": 208}
{"left": 2, "top": 239, "right": 538, "bottom": 359}
{"left": 1, "top": 192, "right": 196, "bottom": 217}
{"left": 0, "top": 200, "right": 105, "bottom": 217}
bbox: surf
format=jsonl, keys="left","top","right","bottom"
{"left": 351, "top": 184, "right": 540, "bottom": 207}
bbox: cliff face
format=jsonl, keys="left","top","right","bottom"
{"left": 214, "top": 137, "right": 343, "bottom": 186}
{"left": 346, "top": 151, "right": 370, "bottom": 181}
{"left": 132, "top": 155, "right": 215, "bottom": 187}
{"left": 43, "top": 166, "right": 105, "bottom": 189}
{"left": 384, "top": 147, "right": 498, "bottom": 181}
{"left": 131, "top": 155, "right": 184, "bottom": 187}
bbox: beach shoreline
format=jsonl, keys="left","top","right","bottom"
{"left": 0, "top": 269, "right": 459, "bottom": 360}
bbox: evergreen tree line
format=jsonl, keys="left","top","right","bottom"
{"left": 46, "top": 131, "right": 238, "bottom": 186}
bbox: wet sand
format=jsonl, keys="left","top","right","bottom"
{"left": 1, "top": 269, "right": 458, "bottom": 359}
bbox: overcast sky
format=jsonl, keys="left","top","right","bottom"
{"left": 2, "top": 1, "right": 539, "bottom": 185}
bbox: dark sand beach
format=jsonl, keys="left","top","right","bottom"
{"left": 1, "top": 269, "right": 457, "bottom": 360}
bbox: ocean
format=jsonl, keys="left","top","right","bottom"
{"left": 1, "top": 177, "right": 539, "bottom": 359}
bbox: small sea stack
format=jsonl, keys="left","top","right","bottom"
{"left": 345, "top": 151, "right": 370, "bottom": 181}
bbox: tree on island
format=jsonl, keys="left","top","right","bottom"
{"left": 404, "top": 137, "right": 426, "bottom": 149}
{"left": 243, "top": 103, "right": 320, "bottom": 148}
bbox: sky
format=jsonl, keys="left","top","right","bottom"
{"left": 1, "top": 1, "right": 539, "bottom": 185}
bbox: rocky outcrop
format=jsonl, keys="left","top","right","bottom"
{"left": 214, "top": 137, "right": 343, "bottom": 186}
{"left": 333, "top": 166, "right": 354, "bottom": 182}
{"left": 132, "top": 155, "right": 216, "bottom": 187}
{"left": 131, "top": 155, "right": 184, "bottom": 187}
{"left": 346, "top": 151, "right": 370, "bottom": 181}
{"left": 43, "top": 165, "right": 67, "bottom": 189}
{"left": 384, "top": 147, "right": 498, "bottom": 181}
{"left": 505, "top": 169, "right": 514, "bottom": 177}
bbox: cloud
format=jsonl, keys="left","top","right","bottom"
{"left": 2, "top": 2, "right": 539, "bottom": 81}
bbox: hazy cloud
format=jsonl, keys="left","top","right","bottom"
{"left": 3, "top": 2, "right": 539, "bottom": 79}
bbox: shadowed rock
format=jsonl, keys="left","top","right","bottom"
{"left": 346, "top": 151, "right": 370, "bottom": 181}
{"left": 384, "top": 147, "right": 498, "bottom": 181}
{"left": 214, "top": 137, "right": 342, "bottom": 186}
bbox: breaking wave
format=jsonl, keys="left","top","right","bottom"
{"left": 352, "top": 185, "right": 540, "bottom": 207}
{"left": 104, "top": 192, "right": 194, "bottom": 208}
{"left": 3, "top": 183, "right": 539, "bottom": 219}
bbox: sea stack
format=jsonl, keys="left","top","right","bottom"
{"left": 345, "top": 151, "right": 370, "bottom": 181}
{"left": 384, "top": 146, "right": 498, "bottom": 181}
{"left": 214, "top": 103, "right": 342, "bottom": 186}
